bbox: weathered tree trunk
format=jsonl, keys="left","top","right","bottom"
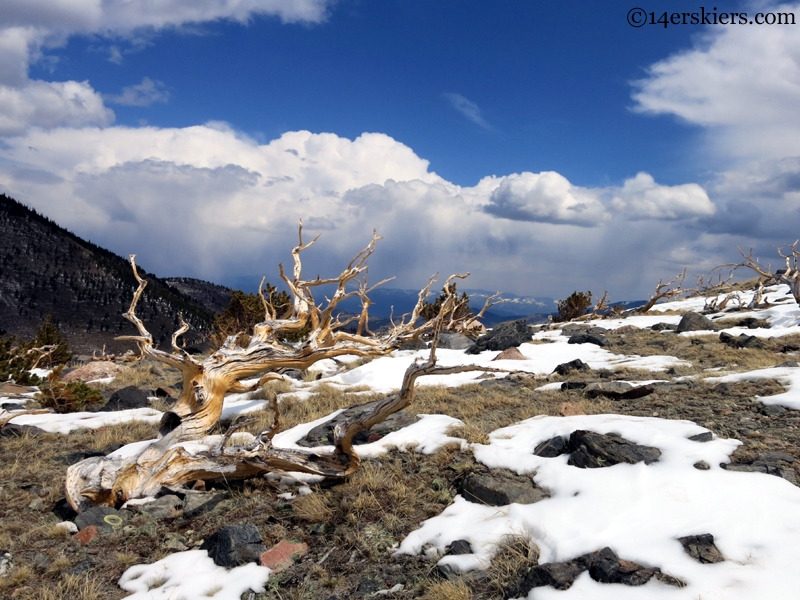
{"left": 65, "top": 225, "right": 500, "bottom": 511}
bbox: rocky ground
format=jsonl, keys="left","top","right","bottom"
{"left": 2, "top": 300, "right": 800, "bottom": 600}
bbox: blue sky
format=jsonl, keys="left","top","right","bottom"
{"left": 1, "top": 1, "right": 799, "bottom": 300}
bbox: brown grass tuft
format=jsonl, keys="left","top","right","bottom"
{"left": 420, "top": 580, "right": 473, "bottom": 600}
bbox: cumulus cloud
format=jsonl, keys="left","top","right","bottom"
{"left": 610, "top": 172, "right": 715, "bottom": 220}
{"left": 444, "top": 93, "right": 493, "bottom": 130}
{"left": 0, "top": 0, "right": 336, "bottom": 135}
{"left": 104, "top": 77, "right": 170, "bottom": 107}
{"left": 632, "top": 2, "right": 800, "bottom": 161}
{"left": 484, "top": 171, "right": 608, "bottom": 226}
{"left": 0, "top": 125, "right": 723, "bottom": 299}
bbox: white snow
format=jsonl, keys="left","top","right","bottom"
{"left": 118, "top": 549, "right": 270, "bottom": 600}
{"left": 8, "top": 407, "right": 163, "bottom": 434}
{"left": 397, "top": 414, "right": 800, "bottom": 600}
{"left": 706, "top": 366, "right": 800, "bottom": 409}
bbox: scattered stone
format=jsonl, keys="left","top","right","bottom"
{"left": 777, "top": 360, "right": 800, "bottom": 368}
{"left": 52, "top": 498, "right": 78, "bottom": 521}
{"left": 553, "top": 359, "right": 591, "bottom": 376}
{"left": 55, "top": 449, "right": 105, "bottom": 465}
{"left": 466, "top": 319, "right": 532, "bottom": 354}
{"left": 678, "top": 534, "right": 725, "bottom": 563}
{"left": 98, "top": 385, "right": 150, "bottom": 412}
{"left": 28, "top": 498, "right": 44, "bottom": 511}
{"left": 567, "top": 430, "right": 661, "bottom": 468}
{"left": 676, "top": 312, "right": 717, "bottom": 333}
{"left": 447, "top": 539, "right": 472, "bottom": 555}
{"left": 460, "top": 472, "right": 550, "bottom": 506}
{"left": 201, "top": 523, "right": 267, "bottom": 568}
{"left": 651, "top": 322, "right": 678, "bottom": 331}
{"left": 32, "top": 553, "right": 49, "bottom": 571}
{"left": 507, "top": 546, "right": 679, "bottom": 597}
{"left": 493, "top": 346, "right": 527, "bottom": 360}
{"left": 72, "top": 525, "right": 99, "bottom": 545}
{"left": 560, "top": 381, "right": 587, "bottom": 391}
{"left": 782, "top": 343, "right": 800, "bottom": 353}
{"left": 61, "top": 361, "right": 125, "bottom": 383}
{"left": 397, "top": 338, "right": 427, "bottom": 351}
{"left": 297, "top": 400, "right": 419, "bottom": 447}
{"left": 735, "top": 317, "right": 771, "bottom": 329}
{"left": 688, "top": 432, "right": 713, "bottom": 442}
{"left": 694, "top": 460, "right": 710, "bottom": 470}
{"left": 568, "top": 334, "right": 611, "bottom": 347}
{"left": 583, "top": 381, "right": 655, "bottom": 400}
{"left": 558, "top": 402, "right": 586, "bottom": 417}
{"left": 721, "top": 453, "right": 798, "bottom": 484}
{"left": 134, "top": 494, "right": 182, "bottom": 519}
{"left": 611, "top": 325, "right": 639, "bottom": 334}
{"left": 438, "top": 332, "right": 473, "bottom": 350}
{"left": 183, "top": 491, "right": 226, "bottom": 518}
{"left": 355, "top": 577, "right": 382, "bottom": 597}
{"left": 258, "top": 539, "right": 308, "bottom": 573}
{"left": 761, "top": 404, "right": 787, "bottom": 417}
{"left": 0, "top": 423, "right": 44, "bottom": 437}
{"left": 534, "top": 436, "right": 569, "bottom": 457}
{"left": 75, "top": 506, "right": 126, "bottom": 532}
{"left": 163, "top": 533, "right": 189, "bottom": 552}
{"left": 66, "top": 559, "right": 93, "bottom": 575}
{"left": 719, "top": 332, "right": 765, "bottom": 350}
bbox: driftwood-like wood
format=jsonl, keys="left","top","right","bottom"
{"left": 65, "top": 226, "right": 498, "bottom": 511}
{"left": 728, "top": 243, "right": 800, "bottom": 306}
{"left": 635, "top": 268, "right": 691, "bottom": 313}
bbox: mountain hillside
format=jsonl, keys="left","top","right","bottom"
{"left": 0, "top": 194, "right": 214, "bottom": 353}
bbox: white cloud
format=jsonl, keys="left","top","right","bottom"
{"left": 632, "top": 2, "right": 800, "bottom": 161}
{"left": 610, "top": 172, "right": 715, "bottom": 220}
{"left": 484, "top": 171, "right": 608, "bottom": 226}
{"left": 105, "top": 77, "right": 169, "bottom": 107}
{"left": 0, "top": 79, "right": 112, "bottom": 136}
{"left": 444, "top": 93, "right": 493, "bottom": 131}
{"left": 0, "top": 125, "right": 722, "bottom": 299}
{"left": 0, "top": 0, "right": 336, "bottom": 136}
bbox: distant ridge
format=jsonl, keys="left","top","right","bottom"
{"left": 0, "top": 194, "right": 214, "bottom": 353}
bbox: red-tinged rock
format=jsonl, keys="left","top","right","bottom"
{"left": 367, "top": 432, "right": 383, "bottom": 443}
{"left": 259, "top": 540, "right": 309, "bottom": 573}
{"left": 73, "top": 525, "right": 98, "bottom": 545}
{"left": 493, "top": 346, "right": 527, "bottom": 361}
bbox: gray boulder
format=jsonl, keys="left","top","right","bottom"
{"left": 567, "top": 334, "right": 611, "bottom": 347}
{"left": 98, "top": 386, "right": 150, "bottom": 412}
{"left": 438, "top": 332, "right": 473, "bottom": 350}
{"left": 460, "top": 472, "right": 550, "bottom": 506}
{"left": 676, "top": 312, "right": 717, "bottom": 333}
{"left": 466, "top": 319, "right": 532, "bottom": 354}
{"left": 567, "top": 430, "right": 661, "bottom": 468}
{"left": 678, "top": 534, "right": 725, "bottom": 564}
{"left": 200, "top": 523, "right": 267, "bottom": 567}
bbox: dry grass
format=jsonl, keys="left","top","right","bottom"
{"left": 98, "top": 359, "right": 181, "bottom": 391}
{"left": 420, "top": 580, "right": 474, "bottom": 600}
{"left": 37, "top": 574, "right": 105, "bottom": 600}
{"left": 486, "top": 535, "right": 540, "bottom": 597}
{"left": 90, "top": 419, "right": 160, "bottom": 449}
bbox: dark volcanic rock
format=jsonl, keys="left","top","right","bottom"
{"left": 296, "top": 400, "right": 419, "bottom": 447}
{"left": 567, "top": 334, "right": 611, "bottom": 347}
{"left": 438, "top": 332, "right": 473, "bottom": 350}
{"left": 719, "top": 332, "right": 765, "bottom": 350}
{"left": 553, "top": 359, "right": 591, "bottom": 376}
{"left": 0, "top": 423, "right": 44, "bottom": 437}
{"left": 55, "top": 449, "right": 106, "bottom": 465}
{"left": 678, "top": 534, "right": 725, "bottom": 564}
{"left": 677, "top": 312, "right": 717, "bottom": 333}
{"left": 507, "top": 546, "right": 675, "bottom": 598}
{"left": 584, "top": 382, "right": 655, "bottom": 400}
{"left": 447, "top": 539, "right": 473, "bottom": 555}
{"left": 75, "top": 506, "right": 127, "bottom": 532}
{"left": 461, "top": 472, "right": 550, "bottom": 506}
{"left": 567, "top": 430, "right": 661, "bottom": 468}
{"left": 651, "top": 322, "right": 678, "bottom": 331}
{"left": 533, "top": 436, "right": 569, "bottom": 458}
{"left": 98, "top": 385, "right": 150, "bottom": 412}
{"left": 721, "top": 452, "right": 797, "bottom": 484}
{"left": 688, "top": 432, "right": 713, "bottom": 443}
{"left": 561, "top": 381, "right": 588, "bottom": 391}
{"left": 200, "top": 523, "right": 267, "bottom": 567}
{"left": 466, "top": 319, "right": 532, "bottom": 354}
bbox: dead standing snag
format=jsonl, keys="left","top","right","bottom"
{"left": 65, "top": 227, "right": 500, "bottom": 511}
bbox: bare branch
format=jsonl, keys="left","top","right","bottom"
{"left": 635, "top": 268, "right": 691, "bottom": 313}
